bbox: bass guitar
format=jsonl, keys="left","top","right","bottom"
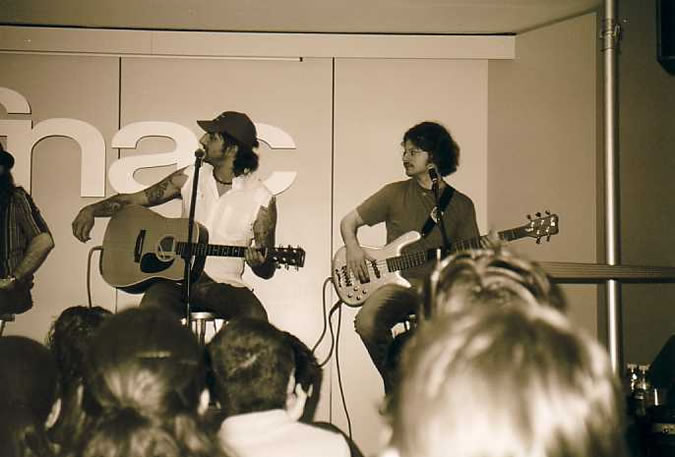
{"left": 332, "top": 212, "right": 559, "bottom": 306}
{"left": 100, "top": 205, "right": 305, "bottom": 293}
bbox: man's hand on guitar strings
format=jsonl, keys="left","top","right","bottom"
{"left": 245, "top": 245, "right": 267, "bottom": 268}
{"left": 345, "top": 244, "right": 374, "bottom": 283}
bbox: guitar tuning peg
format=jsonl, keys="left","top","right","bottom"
{"left": 536, "top": 237, "right": 541, "bottom": 244}
{"left": 545, "top": 210, "right": 551, "bottom": 215}
{"left": 527, "top": 214, "right": 532, "bottom": 220}
{"left": 536, "top": 212, "right": 542, "bottom": 218}
{"left": 546, "top": 235, "right": 551, "bottom": 242}
{"left": 285, "top": 264, "right": 289, "bottom": 270}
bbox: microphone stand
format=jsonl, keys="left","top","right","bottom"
{"left": 182, "top": 150, "right": 204, "bottom": 328}
{"left": 430, "top": 168, "right": 451, "bottom": 256}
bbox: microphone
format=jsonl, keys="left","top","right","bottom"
{"left": 194, "top": 148, "right": 205, "bottom": 159}
{"left": 427, "top": 164, "right": 439, "bottom": 185}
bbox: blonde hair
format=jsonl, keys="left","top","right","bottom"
{"left": 390, "top": 305, "right": 627, "bottom": 457}
{"left": 423, "top": 247, "right": 565, "bottom": 319}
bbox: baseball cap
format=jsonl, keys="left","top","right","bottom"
{"left": 197, "top": 111, "right": 258, "bottom": 149}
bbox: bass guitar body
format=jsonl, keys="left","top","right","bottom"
{"left": 331, "top": 231, "right": 420, "bottom": 307}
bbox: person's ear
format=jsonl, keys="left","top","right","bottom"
{"left": 225, "top": 143, "right": 239, "bottom": 157}
{"left": 45, "top": 398, "right": 62, "bottom": 429}
{"left": 197, "top": 389, "right": 210, "bottom": 416}
{"left": 287, "top": 383, "right": 309, "bottom": 421}
{"left": 286, "top": 370, "right": 296, "bottom": 396}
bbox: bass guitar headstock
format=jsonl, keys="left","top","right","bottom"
{"left": 522, "top": 211, "right": 559, "bottom": 243}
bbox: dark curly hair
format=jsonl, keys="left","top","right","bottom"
{"left": 403, "top": 122, "right": 460, "bottom": 177}
{"left": 46, "top": 306, "right": 112, "bottom": 450}
{"left": 220, "top": 133, "right": 259, "bottom": 177}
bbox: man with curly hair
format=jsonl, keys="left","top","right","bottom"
{"left": 340, "top": 121, "right": 480, "bottom": 391}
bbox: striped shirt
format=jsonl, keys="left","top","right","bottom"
{"left": 0, "top": 187, "right": 50, "bottom": 278}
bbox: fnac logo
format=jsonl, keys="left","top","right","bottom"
{"left": 0, "top": 87, "right": 297, "bottom": 196}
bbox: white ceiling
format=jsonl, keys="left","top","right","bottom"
{"left": 0, "top": 0, "right": 602, "bottom": 34}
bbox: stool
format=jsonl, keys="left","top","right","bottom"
{"left": 0, "top": 314, "right": 15, "bottom": 336}
{"left": 186, "top": 311, "right": 219, "bottom": 346}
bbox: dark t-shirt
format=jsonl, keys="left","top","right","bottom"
{"left": 357, "top": 179, "right": 479, "bottom": 279}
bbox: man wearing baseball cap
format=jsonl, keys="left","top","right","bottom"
{"left": 72, "top": 111, "right": 276, "bottom": 320}
{"left": 0, "top": 142, "right": 55, "bottom": 314}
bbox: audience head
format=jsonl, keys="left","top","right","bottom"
{"left": 79, "top": 307, "right": 217, "bottom": 457}
{"left": 423, "top": 246, "right": 566, "bottom": 319}
{"left": 48, "top": 305, "right": 112, "bottom": 386}
{"left": 282, "top": 331, "right": 322, "bottom": 421}
{"left": 0, "top": 336, "right": 60, "bottom": 457}
{"left": 387, "top": 305, "right": 627, "bottom": 457}
{"left": 46, "top": 305, "right": 112, "bottom": 449}
{"left": 208, "top": 318, "right": 295, "bottom": 417}
{"left": 77, "top": 410, "right": 195, "bottom": 457}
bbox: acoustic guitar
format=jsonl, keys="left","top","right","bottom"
{"left": 100, "top": 205, "right": 305, "bottom": 293}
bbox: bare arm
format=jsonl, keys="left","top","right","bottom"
{"left": 0, "top": 232, "right": 54, "bottom": 289}
{"left": 72, "top": 169, "right": 187, "bottom": 242}
{"left": 340, "top": 209, "right": 373, "bottom": 282}
{"left": 246, "top": 196, "right": 277, "bottom": 279}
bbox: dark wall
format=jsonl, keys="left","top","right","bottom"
{"left": 619, "top": 0, "right": 675, "bottom": 364}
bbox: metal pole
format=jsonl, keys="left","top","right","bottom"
{"left": 601, "top": 0, "right": 622, "bottom": 374}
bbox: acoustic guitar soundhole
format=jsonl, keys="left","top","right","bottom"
{"left": 140, "top": 253, "right": 174, "bottom": 273}
{"left": 139, "top": 235, "right": 177, "bottom": 273}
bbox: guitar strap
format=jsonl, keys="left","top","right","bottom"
{"left": 420, "top": 185, "right": 455, "bottom": 238}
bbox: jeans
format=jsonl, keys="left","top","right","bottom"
{"left": 139, "top": 274, "right": 268, "bottom": 321}
{"left": 354, "top": 283, "right": 421, "bottom": 392}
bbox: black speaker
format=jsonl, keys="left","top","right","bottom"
{"left": 649, "top": 334, "right": 675, "bottom": 392}
{"left": 657, "top": 0, "right": 675, "bottom": 74}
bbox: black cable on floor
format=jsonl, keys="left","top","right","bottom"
{"left": 312, "top": 277, "right": 335, "bottom": 353}
{"left": 335, "top": 303, "right": 352, "bottom": 439}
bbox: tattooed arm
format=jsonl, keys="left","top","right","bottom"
{"left": 71, "top": 169, "right": 188, "bottom": 242}
{"left": 245, "top": 196, "right": 278, "bottom": 279}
